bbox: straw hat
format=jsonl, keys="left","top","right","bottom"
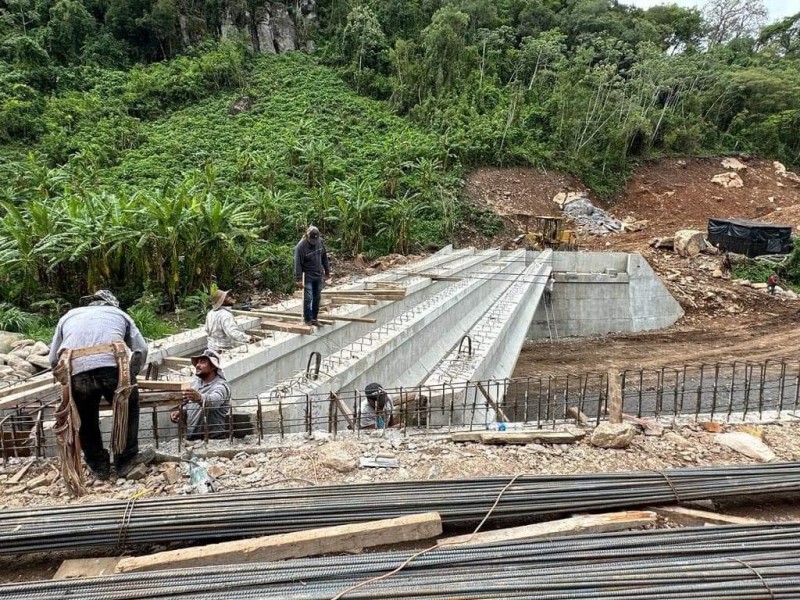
{"left": 210, "top": 289, "right": 230, "bottom": 311}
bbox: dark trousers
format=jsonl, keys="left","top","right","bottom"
{"left": 71, "top": 366, "right": 140, "bottom": 470}
{"left": 303, "top": 278, "right": 324, "bottom": 321}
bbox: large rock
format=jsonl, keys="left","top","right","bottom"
{"left": 26, "top": 354, "right": 51, "bottom": 370}
{"left": 721, "top": 157, "right": 747, "bottom": 171}
{"left": 0, "top": 332, "right": 23, "bottom": 354}
{"left": 711, "top": 172, "right": 744, "bottom": 188}
{"left": 714, "top": 432, "right": 776, "bottom": 462}
{"left": 30, "top": 341, "right": 49, "bottom": 356}
{"left": 674, "top": 230, "right": 706, "bottom": 257}
{"left": 590, "top": 422, "right": 636, "bottom": 449}
{"left": 552, "top": 191, "right": 588, "bottom": 208}
{"left": 6, "top": 355, "right": 36, "bottom": 375}
{"left": 318, "top": 441, "right": 359, "bottom": 473}
{"left": 10, "top": 347, "right": 32, "bottom": 360}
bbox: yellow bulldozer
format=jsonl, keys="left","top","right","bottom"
{"left": 514, "top": 216, "right": 578, "bottom": 251}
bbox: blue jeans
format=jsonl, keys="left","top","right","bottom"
{"left": 303, "top": 278, "right": 324, "bottom": 322}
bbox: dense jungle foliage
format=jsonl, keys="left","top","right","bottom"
{"left": 0, "top": 0, "right": 799, "bottom": 331}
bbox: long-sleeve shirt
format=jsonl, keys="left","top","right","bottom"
{"left": 49, "top": 306, "right": 149, "bottom": 375}
{"left": 205, "top": 308, "right": 250, "bottom": 352}
{"left": 186, "top": 373, "right": 231, "bottom": 438}
{"left": 294, "top": 238, "right": 330, "bottom": 282}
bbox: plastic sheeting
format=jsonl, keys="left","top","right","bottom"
{"left": 707, "top": 218, "right": 793, "bottom": 257}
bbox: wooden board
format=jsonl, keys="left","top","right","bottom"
{"left": 115, "top": 512, "right": 443, "bottom": 573}
{"left": 0, "top": 376, "right": 55, "bottom": 399}
{"left": 243, "top": 309, "right": 377, "bottom": 324}
{"left": 438, "top": 511, "right": 657, "bottom": 547}
{"left": 260, "top": 320, "right": 313, "bottom": 335}
{"left": 650, "top": 505, "right": 769, "bottom": 526}
{"left": 138, "top": 380, "right": 192, "bottom": 391}
{"left": 329, "top": 392, "right": 355, "bottom": 429}
{"left": 54, "top": 557, "right": 122, "bottom": 580}
{"left": 138, "top": 391, "right": 184, "bottom": 406}
{"left": 476, "top": 383, "right": 509, "bottom": 423}
{"left": 162, "top": 357, "right": 192, "bottom": 368}
{"left": 607, "top": 369, "right": 623, "bottom": 424}
{"left": 451, "top": 430, "right": 579, "bottom": 445}
{"left": 0, "top": 382, "right": 59, "bottom": 411}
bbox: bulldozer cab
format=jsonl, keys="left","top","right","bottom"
{"left": 517, "top": 216, "right": 577, "bottom": 251}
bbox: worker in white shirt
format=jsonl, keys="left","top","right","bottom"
{"left": 204, "top": 289, "right": 253, "bottom": 352}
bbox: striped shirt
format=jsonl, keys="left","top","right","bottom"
{"left": 49, "top": 306, "right": 149, "bottom": 375}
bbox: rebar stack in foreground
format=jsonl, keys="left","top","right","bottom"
{"left": 2, "top": 461, "right": 800, "bottom": 556}
{"left": 4, "top": 524, "right": 800, "bottom": 599}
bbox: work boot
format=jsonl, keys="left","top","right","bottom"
{"left": 87, "top": 461, "right": 111, "bottom": 481}
{"left": 117, "top": 448, "right": 156, "bottom": 478}
{"left": 310, "top": 319, "right": 321, "bottom": 326}
{"left": 304, "top": 320, "right": 313, "bottom": 326}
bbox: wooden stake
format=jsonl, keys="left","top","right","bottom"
{"left": 476, "top": 382, "right": 509, "bottom": 422}
{"left": 607, "top": 369, "right": 623, "bottom": 424}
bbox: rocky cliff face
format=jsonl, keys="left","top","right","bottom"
{"left": 179, "top": 0, "right": 317, "bottom": 54}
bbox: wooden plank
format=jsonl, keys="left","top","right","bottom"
{"left": 138, "top": 380, "right": 192, "bottom": 392}
{"left": 260, "top": 320, "right": 313, "bottom": 335}
{"left": 245, "top": 309, "right": 377, "bottom": 324}
{"left": 0, "top": 382, "right": 59, "bottom": 411}
{"left": 7, "top": 458, "right": 35, "bottom": 484}
{"left": 54, "top": 557, "right": 121, "bottom": 580}
{"left": 329, "top": 392, "right": 355, "bottom": 429}
{"left": 650, "top": 505, "right": 769, "bottom": 526}
{"left": 451, "top": 431, "right": 579, "bottom": 445}
{"left": 139, "top": 391, "right": 184, "bottom": 406}
{"left": 476, "top": 382, "right": 509, "bottom": 423}
{"left": 115, "top": 512, "right": 443, "bottom": 574}
{"left": 0, "top": 376, "right": 55, "bottom": 399}
{"left": 438, "top": 511, "right": 657, "bottom": 547}
{"left": 607, "top": 369, "right": 623, "bottom": 424}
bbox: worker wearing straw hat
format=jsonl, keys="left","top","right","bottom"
{"left": 204, "top": 289, "right": 252, "bottom": 353}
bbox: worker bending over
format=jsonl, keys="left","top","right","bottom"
{"left": 205, "top": 289, "right": 253, "bottom": 352}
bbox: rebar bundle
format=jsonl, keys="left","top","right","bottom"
{"left": 3, "top": 524, "right": 800, "bottom": 599}
{"left": 2, "top": 462, "right": 800, "bottom": 557}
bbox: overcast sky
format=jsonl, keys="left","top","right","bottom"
{"left": 622, "top": 0, "right": 800, "bottom": 22}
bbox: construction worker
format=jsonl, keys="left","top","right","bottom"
{"left": 171, "top": 349, "right": 231, "bottom": 441}
{"left": 205, "top": 289, "right": 253, "bottom": 352}
{"left": 294, "top": 225, "right": 331, "bottom": 326}
{"left": 49, "top": 290, "right": 153, "bottom": 492}
{"left": 359, "top": 383, "right": 396, "bottom": 430}
{"left": 545, "top": 273, "right": 555, "bottom": 300}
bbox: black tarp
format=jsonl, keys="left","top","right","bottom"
{"left": 707, "top": 218, "right": 793, "bottom": 257}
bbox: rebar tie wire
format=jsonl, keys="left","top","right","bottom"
{"left": 731, "top": 557, "right": 776, "bottom": 600}
{"left": 330, "top": 474, "right": 523, "bottom": 600}
{"left": 115, "top": 497, "right": 138, "bottom": 552}
{"left": 648, "top": 469, "right": 683, "bottom": 503}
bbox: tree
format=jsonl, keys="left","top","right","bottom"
{"left": 341, "top": 5, "right": 387, "bottom": 91}
{"left": 46, "top": 0, "right": 97, "bottom": 62}
{"left": 643, "top": 4, "right": 704, "bottom": 52}
{"left": 421, "top": 6, "right": 473, "bottom": 95}
{"left": 704, "top": 0, "right": 768, "bottom": 46}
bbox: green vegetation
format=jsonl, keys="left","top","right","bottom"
{"left": 1, "top": 0, "right": 799, "bottom": 324}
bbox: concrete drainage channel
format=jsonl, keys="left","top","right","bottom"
{"left": 0, "top": 248, "right": 688, "bottom": 453}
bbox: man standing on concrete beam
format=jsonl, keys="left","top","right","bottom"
{"left": 294, "top": 225, "right": 331, "bottom": 327}
{"left": 49, "top": 289, "right": 154, "bottom": 495}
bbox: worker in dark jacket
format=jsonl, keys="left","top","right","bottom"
{"left": 294, "top": 225, "right": 330, "bottom": 326}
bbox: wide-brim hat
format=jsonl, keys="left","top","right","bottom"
{"left": 210, "top": 289, "right": 230, "bottom": 310}
{"left": 191, "top": 348, "right": 222, "bottom": 370}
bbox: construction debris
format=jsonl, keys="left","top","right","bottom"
{"left": 450, "top": 430, "right": 580, "bottom": 445}
{"left": 650, "top": 505, "right": 768, "bottom": 527}
{"left": 552, "top": 192, "right": 622, "bottom": 235}
{"left": 714, "top": 431, "right": 776, "bottom": 462}
{"left": 711, "top": 172, "right": 744, "bottom": 188}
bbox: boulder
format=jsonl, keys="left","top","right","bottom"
{"left": 674, "top": 230, "right": 706, "bottom": 257}
{"left": 751, "top": 282, "right": 768, "bottom": 290}
{"left": 0, "top": 332, "right": 23, "bottom": 354}
{"left": 0, "top": 365, "right": 13, "bottom": 377}
{"left": 663, "top": 431, "right": 693, "bottom": 448}
{"left": 26, "top": 354, "right": 50, "bottom": 370}
{"left": 775, "top": 161, "right": 787, "bottom": 176}
{"left": 162, "top": 464, "right": 182, "bottom": 485}
{"left": 711, "top": 172, "right": 744, "bottom": 188}
{"left": 590, "top": 422, "right": 635, "bottom": 449}
{"left": 9, "top": 347, "right": 31, "bottom": 360}
{"left": 714, "top": 432, "right": 776, "bottom": 462}
{"left": 318, "top": 441, "right": 359, "bottom": 473}
{"left": 721, "top": 157, "right": 747, "bottom": 171}
{"left": 30, "top": 341, "right": 49, "bottom": 356}
{"left": 6, "top": 355, "right": 36, "bottom": 375}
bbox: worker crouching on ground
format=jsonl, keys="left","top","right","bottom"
{"left": 204, "top": 289, "right": 253, "bottom": 353}
{"left": 49, "top": 290, "right": 154, "bottom": 494}
{"left": 360, "top": 383, "right": 399, "bottom": 430}
{"left": 294, "top": 225, "right": 331, "bottom": 326}
{"left": 171, "top": 349, "right": 231, "bottom": 441}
